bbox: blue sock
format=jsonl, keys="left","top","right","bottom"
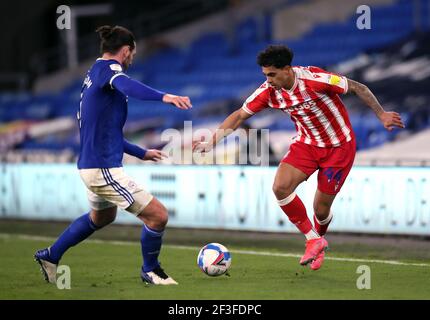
{"left": 141, "top": 224, "right": 164, "bottom": 272}
{"left": 49, "top": 213, "right": 99, "bottom": 263}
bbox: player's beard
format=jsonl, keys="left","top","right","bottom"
{"left": 123, "top": 54, "right": 132, "bottom": 71}
{"left": 123, "top": 60, "right": 130, "bottom": 71}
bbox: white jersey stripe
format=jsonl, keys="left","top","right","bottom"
{"left": 286, "top": 88, "right": 299, "bottom": 107}
{"left": 310, "top": 104, "right": 340, "bottom": 146}
{"left": 316, "top": 92, "right": 352, "bottom": 142}
{"left": 288, "top": 88, "right": 317, "bottom": 145}
{"left": 277, "top": 90, "right": 311, "bottom": 143}
{"left": 268, "top": 98, "right": 274, "bottom": 108}
{"left": 297, "top": 80, "right": 339, "bottom": 146}
{"left": 296, "top": 108, "right": 326, "bottom": 147}
{"left": 242, "top": 66, "right": 353, "bottom": 147}
{"left": 290, "top": 113, "right": 311, "bottom": 144}
{"left": 243, "top": 83, "right": 269, "bottom": 110}
{"left": 274, "top": 90, "right": 288, "bottom": 109}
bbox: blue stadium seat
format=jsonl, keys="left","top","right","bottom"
{"left": 4, "top": 0, "right": 423, "bottom": 153}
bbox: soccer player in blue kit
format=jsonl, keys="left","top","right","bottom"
{"left": 34, "top": 25, "right": 192, "bottom": 285}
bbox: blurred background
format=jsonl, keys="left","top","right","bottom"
{"left": 0, "top": 0, "right": 429, "bottom": 236}
{"left": 1, "top": 0, "right": 429, "bottom": 165}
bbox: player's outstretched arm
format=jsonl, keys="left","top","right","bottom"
{"left": 123, "top": 139, "right": 147, "bottom": 159}
{"left": 193, "top": 108, "right": 253, "bottom": 153}
{"left": 347, "top": 78, "right": 405, "bottom": 131}
{"left": 123, "top": 139, "right": 167, "bottom": 162}
{"left": 112, "top": 76, "right": 191, "bottom": 110}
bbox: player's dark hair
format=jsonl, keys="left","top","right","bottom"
{"left": 96, "top": 25, "right": 135, "bottom": 54}
{"left": 257, "top": 45, "right": 294, "bottom": 68}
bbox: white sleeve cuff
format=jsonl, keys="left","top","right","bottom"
{"left": 109, "top": 73, "right": 128, "bottom": 89}
{"left": 242, "top": 104, "right": 255, "bottom": 115}
{"left": 342, "top": 76, "right": 349, "bottom": 94}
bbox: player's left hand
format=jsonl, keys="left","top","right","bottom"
{"left": 378, "top": 111, "right": 405, "bottom": 131}
{"left": 192, "top": 139, "right": 214, "bottom": 153}
{"left": 163, "top": 94, "right": 192, "bottom": 110}
{"left": 143, "top": 149, "right": 167, "bottom": 162}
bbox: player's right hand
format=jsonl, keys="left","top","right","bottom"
{"left": 163, "top": 94, "right": 192, "bottom": 110}
{"left": 143, "top": 149, "right": 167, "bottom": 162}
{"left": 192, "top": 141, "right": 213, "bottom": 153}
{"left": 378, "top": 111, "right": 405, "bottom": 131}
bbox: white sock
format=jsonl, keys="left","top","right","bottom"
{"left": 305, "top": 228, "right": 321, "bottom": 240}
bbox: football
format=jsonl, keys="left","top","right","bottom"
{"left": 197, "top": 243, "right": 232, "bottom": 276}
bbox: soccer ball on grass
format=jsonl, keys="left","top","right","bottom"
{"left": 197, "top": 243, "right": 231, "bottom": 277}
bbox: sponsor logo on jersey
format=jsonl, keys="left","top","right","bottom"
{"left": 283, "top": 99, "right": 317, "bottom": 112}
{"left": 109, "top": 64, "right": 123, "bottom": 72}
{"left": 329, "top": 75, "right": 341, "bottom": 85}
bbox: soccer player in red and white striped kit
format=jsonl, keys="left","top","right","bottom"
{"left": 194, "top": 45, "right": 405, "bottom": 270}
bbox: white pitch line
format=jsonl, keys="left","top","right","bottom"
{"left": 167, "top": 245, "right": 430, "bottom": 268}
{"left": 1, "top": 233, "right": 429, "bottom": 268}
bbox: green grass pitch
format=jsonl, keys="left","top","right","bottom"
{"left": 1, "top": 223, "right": 430, "bottom": 299}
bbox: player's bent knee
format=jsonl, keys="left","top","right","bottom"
{"left": 91, "top": 208, "right": 117, "bottom": 228}
{"left": 136, "top": 197, "right": 169, "bottom": 229}
{"left": 155, "top": 204, "right": 168, "bottom": 228}
{"left": 158, "top": 211, "right": 168, "bottom": 228}
{"left": 98, "top": 216, "right": 115, "bottom": 228}
{"left": 145, "top": 210, "right": 168, "bottom": 230}
{"left": 272, "top": 182, "right": 293, "bottom": 200}
{"left": 314, "top": 203, "right": 331, "bottom": 219}
{"left": 100, "top": 214, "right": 115, "bottom": 225}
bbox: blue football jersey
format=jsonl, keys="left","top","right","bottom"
{"left": 77, "top": 58, "right": 129, "bottom": 169}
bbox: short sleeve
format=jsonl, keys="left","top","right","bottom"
{"left": 98, "top": 62, "right": 128, "bottom": 89}
{"left": 307, "top": 66, "right": 348, "bottom": 95}
{"left": 241, "top": 83, "right": 270, "bottom": 115}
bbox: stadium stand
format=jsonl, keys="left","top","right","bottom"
{"left": 355, "top": 127, "right": 430, "bottom": 166}
{"left": 0, "top": 0, "right": 429, "bottom": 163}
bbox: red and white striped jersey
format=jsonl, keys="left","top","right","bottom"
{"left": 242, "top": 66, "right": 354, "bottom": 148}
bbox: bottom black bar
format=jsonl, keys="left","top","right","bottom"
{"left": 2, "top": 300, "right": 429, "bottom": 319}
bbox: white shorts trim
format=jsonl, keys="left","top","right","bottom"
{"left": 79, "top": 167, "right": 153, "bottom": 215}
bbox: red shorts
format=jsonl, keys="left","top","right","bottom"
{"left": 281, "top": 139, "right": 356, "bottom": 195}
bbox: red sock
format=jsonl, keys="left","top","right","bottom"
{"left": 314, "top": 212, "right": 333, "bottom": 236}
{"left": 278, "top": 193, "right": 313, "bottom": 234}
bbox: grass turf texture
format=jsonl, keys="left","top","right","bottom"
{"left": 0, "top": 219, "right": 429, "bottom": 299}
